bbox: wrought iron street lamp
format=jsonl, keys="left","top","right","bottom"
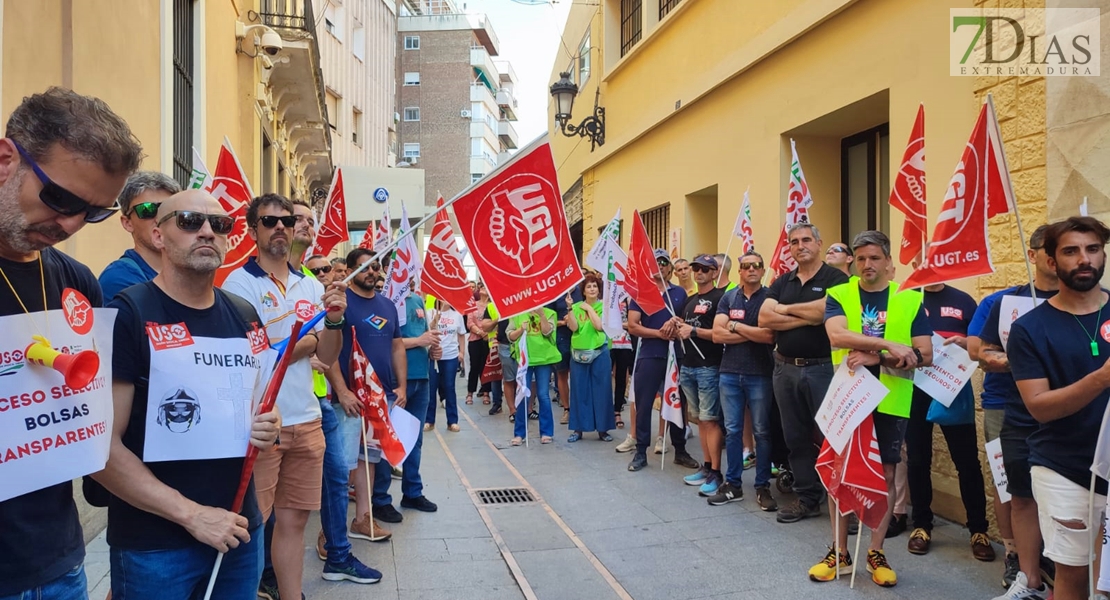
{"left": 549, "top": 71, "right": 605, "bottom": 151}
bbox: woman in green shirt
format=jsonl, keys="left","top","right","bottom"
{"left": 507, "top": 306, "right": 561, "bottom": 445}
{"left": 566, "top": 274, "right": 615, "bottom": 442}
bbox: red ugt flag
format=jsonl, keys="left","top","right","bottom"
{"left": 769, "top": 140, "right": 813, "bottom": 278}
{"left": 420, "top": 195, "right": 479, "bottom": 314}
{"left": 816, "top": 414, "right": 889, "bottom": 530}
{"left": 310, "top": 168, "right": 348, "bottom": 257}
{"left": 205, "top": 139, "right": 255, "bottom": 286}
{"left": 890, "top": 104, "right": 928, "bottom": 266}
{"left": 350, "top": 330, "right": 406, "bottom": 467}
{"left": 626, "top": 210, "right": 667, "bottom": 315}
{"left": 451, "top": 134, "right": 583, "bottom": 319}
{"left": 902, "top": 99, "right": 1013, "bottom": 289}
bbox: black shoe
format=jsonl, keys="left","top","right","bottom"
{"left": 372, "top": 503, "right": 404, "bottom": 523}
{"left": 528, "top": 410, "right": 539, "bottom": 420}
{"left": 885, "top": 513, "right": 907, "bottom": 538}
{"left": 672, "top": 452, "right": 700, "bottom": 469}
{"left": 776, "top": 498, "right": 820, "bottom": 523}
{"left": 707, "top": 482, "right": 744, "bottom": 506}
{"left": 258, "top": 570, "right": 279, "bottom": 600}
{"left": 848, "top": 513, "right": 860, "bottom": 535}
{"left": 489, "top": 405, "right": 503, "bottom": 415}
{"left": 628, "top": 452, "right": 648, "bottom": 471}
{"left": 400, "top": 495, "right": 438, "bottom": 512}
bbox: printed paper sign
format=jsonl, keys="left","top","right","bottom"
{"left": 815, "top": 362, "right": 889, "bottom": 454}
{"left": 0, "top": 309, "right": 117, "bottom": 502}
{"left": 914, "top": 334, "right": 978, "bottom": 407}
{"left": 985, "top": 437, "right": 1011, "bottom": 504}
{"left": 998, "top": 295, "right": 1044, "bottom": 350}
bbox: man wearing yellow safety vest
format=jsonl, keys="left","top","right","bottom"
{"left": 808, "top": 230, "right": 933, "bottom": 589}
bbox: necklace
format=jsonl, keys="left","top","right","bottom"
{"left": 1071, "top": 302, "right": 1105, "bottom": 357}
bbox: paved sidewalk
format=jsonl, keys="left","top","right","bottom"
{"left": 86, "top": 378, "right": 1004, "bottom": 599}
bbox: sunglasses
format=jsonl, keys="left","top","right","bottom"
{"left": 827, "top": 247, "right": 848, "bottom": 254}
{"left": 128, "top": 201, "right": 161, "bottom": 220}
{"left": 157, "top": 210, "right": 235, "bottom": 235}
{"left": 690, "top": 264, "right": 716, "bottom": 273}
{"left": 13, "top": 141, "right": 121, "bottom": 223}
{"left": 739, "top": 262, "right": 764, "bottom": 270}
{"left": 656, "top": 259, "right": 671, "bottom": 266}
{"left": 310, "top": 265, "right": 333, "bottom": 276}
{"left": 374, "top": 285, "right": 384, "bottom": 291}
{"left": 257, "top": 215, "right": 297, "bottom": 229}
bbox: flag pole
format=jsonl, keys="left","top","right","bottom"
{"left": 850, "top": 521, "right": 862, "bottom": 589}
{"left": 716, "top": 192, "right": 747, "bottom": 288}
{"left": 363, "top": 420, "right": 377, "bottom": 543}
{"left": 835, "top": 501, "right": 841, "bottom": 581}
{"left": 660, "top": 424, "right": 667, "bottom": 470}
{"left": 986, "top": 94, "right": 1036, "bottom": 301}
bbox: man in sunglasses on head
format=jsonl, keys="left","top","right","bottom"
{"left": 99, "top": 171, "right": 181, "bottom": 301}
{"left": 222, "top": 193, "right": 351, "bottom": 600}
{"left": 94, "top": 190, "right": 281, "bottom": 598}
{"left": 0, "top": 88, "right": 142, "bottom": 600}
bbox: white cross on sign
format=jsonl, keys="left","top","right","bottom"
{"left": 217, "top": 373, "right": 252, "bottom": 440}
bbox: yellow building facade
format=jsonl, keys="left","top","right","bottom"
{"left": 1, "top": 0, "right": 334, "bottom": 275}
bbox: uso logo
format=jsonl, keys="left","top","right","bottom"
{"left": 147, "top": 322, "right": 195, "bottom": 351}
{"left": 246, "top": 323, "right": 270, "bottom": 355}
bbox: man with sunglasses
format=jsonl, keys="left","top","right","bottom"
{"left": 222, "top": 193, "right": 350, "bottom": 600}
{"left": 307, "top": 255, "right": 334, "bottom": 286}
{"left": 0, "top": 88, "right": 142, "bottom": 600}
{"left": 99, "top": 171, "right": 182, "bottom": 301}
{"left": 826, "top": 243, "right": 853, "bottom": 277}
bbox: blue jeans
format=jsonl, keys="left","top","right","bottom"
{"left": 679, "top": 366, "right": 721, "bottom": 422}
{"left": 374, "top": 379, "right": 430, "bottom": 505}
{"left": 318, "top": 398, "right": 352, "bottom": 565}
{"left": 0, "top": 564, "right": 87, "bottom": 600}
{"left": 514, "top": 365, "right": 555, "bottom": 439}
{"left": 110, "top": 524, "right": 263, "bottom": 599}
{"left": 720, "top": 373, "right": 774, "bottom": 488}
{"left": 427, "top": 357, "right": 460, "bottom": 425}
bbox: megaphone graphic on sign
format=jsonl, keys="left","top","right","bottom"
{"left": 24, "top": 335, "right": 100, "bottom": 390}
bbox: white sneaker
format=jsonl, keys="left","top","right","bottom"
{"left": 991, "top": 572, "right": 1048, "bottom": 600}
{"left": 654, "top": 436, "right": 664, "bottom": 454}
{"left": 615, "top": 436, "right": 637, "bottom": 453}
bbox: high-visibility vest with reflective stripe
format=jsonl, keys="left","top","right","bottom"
{"left": 826, "top": 281, "right": 923, "bottom": 418}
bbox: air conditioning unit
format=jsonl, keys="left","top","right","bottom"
{"left": 460, "top": 109, "right": 472, "bottom": 118}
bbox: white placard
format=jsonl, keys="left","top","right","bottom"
{"left": 998, "top": 295, "right": 1045, "bottom": 350}
{"left": 144, "top": 335, "right": 274, "bottom": 463}
{"left": 389, "top": 404, "right": 421, "bottom": 465}
{"left": 985, "top": 437, "right": 1011, "bottom": 504}
{"left": 0, "top": 308, "right": 117, "bottom": 502}
{"left": 914, "top": 334, "right": 978, "bottom": 407}
{"left": 815, "top": 362, "right": 889, "bottom": 454}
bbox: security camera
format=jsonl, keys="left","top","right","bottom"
{"left": 236, "top": 22, "right": 283, "bottom": 57}
{"left": 260, "top": 29, "right": 283, "bottom": 56}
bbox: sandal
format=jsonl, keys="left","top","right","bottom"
{"left": 540, "top": 436, "right": 553, "bottom": 444}
{"left": 615, "top": 414, "right": 625, "bottom": 428}
{"left": 599, "top": 432, "right": 613, "bottom": 442}
{"left": 568, "top": 432, "right": 582, "bottom": 443}
{"left": 482, "top": 397, "right": 491, "bottom": 405}
{"left": 465, "top": 394, "right": 474, "bottom": 405}
{"left": 509, "top": 413, "right": 516, "bottom": 422}
{"left": 510, "top": 437, "right": 523, "bottom": 446}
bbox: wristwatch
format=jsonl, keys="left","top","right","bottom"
{"left": 728, "top": 322, "right": 737, "bottom": 333}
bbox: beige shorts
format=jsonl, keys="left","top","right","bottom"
{"left": 255, "top": 420, "right": 326, "bottom": 517}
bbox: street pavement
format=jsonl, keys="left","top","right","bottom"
{"left": 86, "top": 376, "right": 1004, "bottom": 599}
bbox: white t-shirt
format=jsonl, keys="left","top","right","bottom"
{"left": 436, "top": 309, "right": 466, "bottom": 360}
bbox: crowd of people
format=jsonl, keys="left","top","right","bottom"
{"left": 1, "top": 87, "right": 1108, "bottom": 600}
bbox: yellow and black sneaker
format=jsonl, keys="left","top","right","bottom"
{"left": 808, "top": 546, "right": 853, "bottom": 582}
{"left": 867, "top": 549, "right": 898, "bottom": 587}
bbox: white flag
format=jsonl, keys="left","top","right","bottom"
{"left": 189, "top": 147, "right": 212, "bottom": 191}
{"left": 375, "top": 206, "right": 392, "bottom": 252}
{"left": 384, "top": 205, "right": 421, "bottom": 326}
{"left": 602, "top": 247, "right": 629, "bottom": 340}
{"left": 660, "top": 345, "right": 684, "bottom": 428}
{"left": 586, "top": 209, "right": 622, "bottom": 272}
{"left": 1091, "top": 401, "right": 1110, "bottom": 481}
{"left": 733, "top": 188, "right": 755, "bottom": 254}
{"left": 515, "top": 330, "right": 530, "bottom": 410}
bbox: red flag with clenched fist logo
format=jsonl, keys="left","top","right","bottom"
{"left": 310, "top": 168, "right": 349, "bottom": 257}
{"left": 902, "top": 98, "right": 1014, "bottom": 289}
{"left": 351, "top": 330, "right": 406, "bottom": 467}
{"left": 450, "top": 134, "right": 582, "bottom": 319}
{"left": 769, "top": 140, "right": 813, "bottom": 279}
{"left": 890, "top": 105, "right": 928, "bottom": 265}
{"left": 420, "top": 195, "right": 478, "bottom": 314}
{"left": 625, "top": 210, "right": 667, "bottom": 315}
{"left": 205, "top": 139, "right": 255, "bottom": 286}
{"left": 816, "top": 414, "right": 889, "bottom": 530}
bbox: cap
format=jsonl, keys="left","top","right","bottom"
{"left": 654, "top": 249, "right": 672, "bottom": 263}
{"left": 691, "top": 254, "right": 719, "bottom": 269}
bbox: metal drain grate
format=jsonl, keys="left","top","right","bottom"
{"left": 475, "top": 488, "right": 536, "bottom": 505}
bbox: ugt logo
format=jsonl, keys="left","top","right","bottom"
{"left": 950, "top": 8, "right": 1100, "bottom": 77}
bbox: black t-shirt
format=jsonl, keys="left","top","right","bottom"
{"left": 630, "top": 284, "right": 688, "bottom": 360}
{"left": 547, "top": 298, "right": 572, "bottom": 346}
{"left": 1009, "top": 297, "right": 1110, "bottom": 495}
{"left": 766, "top": 264, "right": 850, "bottom": 358}
{"left": 825, "top": 285, "right": 931, "bottom": 379}
{"left": 483, "top": 307, "right": 510, "bottom": 345}
{"left": 107, "top": 282, "right": 264, "bottom": 550}
{"left": 0, "top": 248, "right": 101, "bottom": 595}
{"left": 717, "top": 286, "right": 774, "bottom": 376}
{"left": 679, "top": 288, "right": 724, "bottom": 368}
{"left": 979, "top": 284, "right": 1059, "bottom": 428}
{"left": 923, "top": 285, "right": 978, "bottom": 338}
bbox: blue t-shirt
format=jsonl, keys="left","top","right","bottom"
{"left": 825, "top": 285, "right": 930, "bottom": 379}
{"left": 968, "top": 287, "right": 1018, "bottom": 410}
{"left": 976, "top": 284, "right": 1058, "bottom": 426}
{"left": 629, "top": 283, "right": 688, "bottom": 359}
{"left": 1009, "top": 298, "right": 1110, "bottom": 494}
{"left": 107, "top": 282, "right": 264, "bottom": 550}
{"left": 98, "top": 248, "right": 157, "bottom": 302}
{"left": 339, "top": 290, "right": 402, "bottom": 398}
{"left": 717, "top": 286, "right": 774, "bottom": 376}
{"left": 400, "top": 295, "right": 431, "bottom": 380}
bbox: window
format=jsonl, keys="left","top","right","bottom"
{"left": 403, "top": 107, "right": 420, "bottom": 121}
{"left": 325, "top": 91, "right": 339, "bottom": 132}
{"left": 352, "top": 20, "right": 365, "bottom": 62}
{"left": 578, "top": 30, "right": 591, "bottom": 86}
{"left": 324, "top": 4, "right": 343, "bottom": 41}
{"left": 352, "top": 108, "right": 362, "bottom": 146}
{"left": 404, "top": 72, "right": 420, "bottom": 86}
{"left": 404, "top": 35, "right": 420, "bottom": 50}
{"left": 471, "top": 173, "right": 483, "bottom": 184}
{"left": 620, "top": 0, "right": 642, "bottom": 57}
{"left": 641, "top": 203, "right": 669, "bottom": 248}
{"left": 171, "top": 0, "right": 195, "bottom": 188}
{"left": 659, "top": 0, "right": 682, "bottom": 20}
{"left": 840, "top": 124, "right": 891, "bottom": 243}
{"left": 403, "top": 143, "right": 420, "bottom": 159}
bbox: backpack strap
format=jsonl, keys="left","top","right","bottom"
{"left": 217, "top": 288, "right": 261, "bottom": 325}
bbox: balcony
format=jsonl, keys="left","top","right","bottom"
{"left": 470, "top": 153, "right": 496, "bottom": 175}
{"left": 470, "top": 46, "right": 499, "bottom": 88}
{"left": 469, "top": 83, "right": 496, "bottom": 111}
{"left": 258, "top": 0, "right": 332, "bottom": 191}
{"left": 497, "top": 118, "right": 518, "bottom": 149}
{"left": 496, "top": 88, "right": 518, "bottom": 121}
{"left": 470, "top": 119, "right": 498, "bottom": 149}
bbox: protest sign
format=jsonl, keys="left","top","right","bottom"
{"left": 914, "top": 334, "right": 978, "bottom": 407}
{"left": 815, "top": 362, "right": 888, "bottom": 454}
